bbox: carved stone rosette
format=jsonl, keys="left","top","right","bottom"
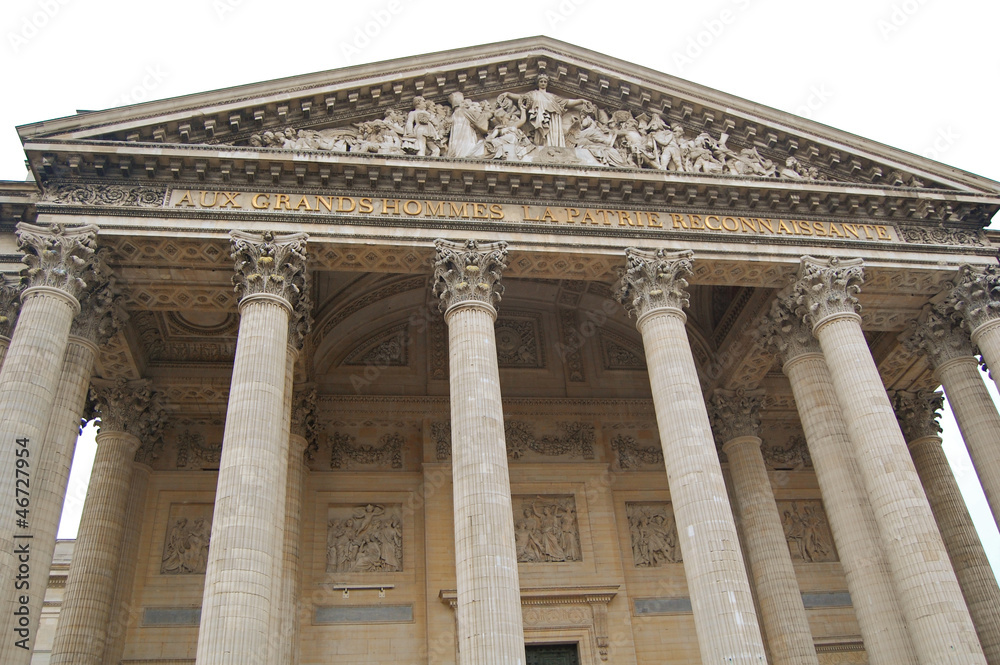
{"left": 892, "top": 390, "right": 944, "bottom": 442}
{"left": 615, "top": 248, "right": 693, "bottom": 319}
{"left": 901, "top": 304, "right": 978, "bottom": 369}
{"left": 70, "top": 278, "right": 126, "bottom": 347}
{"left": 792, "top": 256, "right": 865, "bottom": 329}
{"left": 0, "top": 277, "right": 23, "bottom": 337}
{"left": 708, "top": 389, "right": 765, "bottom": 445}
{"left": 757, "top": 292, "right": 821, "bottom": 363}
{"left": 230, "top": 230, "right": 308, "bottom": 306}
{"left": 432, "top": 238, "right": 508, "bottom": 315}
{"left": 16, "top": 222, "right": 100, "bottom": 299}
{"left": 90, "top": 378, "right": 157, "bottom": 437}
{"left": 948, "top": 264, "right": 1000, "bottom": 335}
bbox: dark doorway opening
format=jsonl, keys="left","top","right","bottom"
{"left": 525, "top": 643, "right": 580, "bottom": 665}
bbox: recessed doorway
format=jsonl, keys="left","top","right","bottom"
{"left": 525, "top": 643, "right": 580, "bottom": 665}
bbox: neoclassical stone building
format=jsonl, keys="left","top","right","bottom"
{"left": 1, "top": 37, "right": 999, "bottom": 665}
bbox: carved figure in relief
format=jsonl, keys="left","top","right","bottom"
{"left": 500, "top": 75, "right": 588, "bottom": 148}
{"left": 514, "top": 497, "right": 580, "bottom": 563}
{"left": 626, "top": 503, "right": 681, "bottom": 567}
{"left": 564, "top": 112, "right": 630, "bottom": 168}
{"left": 402, "top": 96, "right": 443, "bottom": 157}
{"left": 326, "top": 504, "right": 403, "bottom": 573}
{"left": 483, "top": 103, "right": 532, "bottom": 161}
{"left": 445, "top": 92, "right": 491, "bottom": 158}
{"left": 161, "top": 516, "right": 212, "bottom": 574}
{"left": 780, "top": 501, "right": 836, "bottom": 562}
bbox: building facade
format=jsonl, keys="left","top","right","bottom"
{"left": 1, "top": 37, "right": 999, "bottom": 665}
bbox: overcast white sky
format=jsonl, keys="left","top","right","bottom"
{"left": 2, "top": 0, "right": 997, "bottom": 578}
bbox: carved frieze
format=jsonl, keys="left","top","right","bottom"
{"left": 599, "top": 330, "right": 646, "bottom": 370}
{"left": 778, "top": 500, "right": 838, "bottom": 563}
{"left": 610, "top": 434, "right": 663, "bottom": 470}
{"left": 329, "top": 432, "right": 403, "bottom": 470}
{"left": 342, "top": 324, "right": 408, "bottom": 367}
{"left": 513, "top": 495, "right": 581, "bottom": 563}
{"left": 505, "top": 421, "right": 595, "bottom": 460}
{"left": 495, "top": 314, "right": 543, "bottom": 368}
{"left": 626, "top": 502, "right": 682, "bottom": 566}
{"left": 42, "top": 183, "right": 167, "bottom": 207}
{"left": 160, "top": 504, "right": 213, "bottom": 575}
{"left": 761, "top": 434, "right": 812, "bottom": 470}
{"left": 176, "top": 430, "right": 222, "bottom": 468}
{"left": 898, "top": 225, "right": 986, "bottom": 247}
{"left": 239, "top": 77, "right": 830, "bottom": 182}
{"left": 326, "top": 504, "right": 402, "bottom": 573}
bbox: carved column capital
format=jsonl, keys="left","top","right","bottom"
{"left": 891, "top": 389, "right": 944, "bottom": 443}
{"left": 708, "top": 388, "right": 765, "bottom": 445}
{"left": 615, "top": 248, "right": 693, "bottom": 320}
{"left": 901, "top": 304, "right": 977, "bottom": 369}
{"left": 70, "top": 278, "right": 127, "bottom": 347}
{"left": 0, "top": 277, "right": 23, "bottom": 337}
{"left": 16, "top": 222, "right": 100, "bottom": 299}
{"left": 432, "top": 238, "right": 508, "bottom": 315}
{"left": 792, "top": 256, "right": 865, "bottom": 329}
{"left": 231, "top": 230, "right": 308, "bottom": 307}
{"left": 948, "top": 264, "right": 1000, "bottom": 337}
{"left": 90, "top": 378, "right": 158, "bottom": 439}
{"left": 757, "top": 292, "right": 821, "bottom": 364}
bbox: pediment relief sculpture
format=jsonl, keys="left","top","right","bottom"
{"left": 242, "top": 77, "right": 830, "bottom": 181}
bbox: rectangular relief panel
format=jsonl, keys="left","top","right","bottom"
{"left": 326, "top": 503, "right": 403, "bottom": 573}
{"left": 160, "top": 503, "right": 214, "bottom": 575}
{"left": 513, "top": 495, "right": 581, "bottom": 563}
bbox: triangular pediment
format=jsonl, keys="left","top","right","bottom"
{"left": 16, "top": 37, "right": 1000, "bottom": 225}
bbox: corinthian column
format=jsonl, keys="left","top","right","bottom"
{"left": 0, "top": 278, "right": 23, "bottom": 367}
{"left": 893, "top": 390, "right": 1000, "bottom": 665}
{"left": 2, "top": 281, "right": 123, "bottom": 665}
{"left": 792, "top": 256, "right": 984, "bottom": 665}
{"left": 0, "top": 222, "right": 98, "bottom": 629}
{"left": 50, "top": 379, "right": 158, "bottom": 665}
{"left": 758, "top": 294, "right": 915, "bottom": 665}
{"left": 905, "top": 303, "right": 1000, "bottom": 527}
{"left": 195, "top": 231, "right": 308, "bottom": 665}
{"left": 616, "top": 248, "right": 766, "bottom": 663}
{"left": 709, "top": 389, "right": 819, "bottom": 665}
{"left": 949, "top": 265, "right": 1000, "bottom": 395}
{"left": 433, "top": 238, "right": 525, "bottom": 665}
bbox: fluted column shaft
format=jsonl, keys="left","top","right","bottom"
{"left": 637, "top": 308, "right": 766, "bottom": 662}
{"left": 781, "top": 352, "right": 915, "bottom": 665}
{"left": 812, "top": 312, "right": 984, "bottom": 664}
{"left": 0, "top": 335, "right": 10, "bottom": 368}
{"left": 722, "top": 434, "right": 819, "bottom": 665}
{"left": 269, "top": 345, "right": 296, "bottom": 665}
{"left": 0, "top": 287, "right": 80, "bottom": 619}
{"left": 446, "top": 301, "right": 525, "bottom": 664}
{"left": 277, "top": 432, "right": 308, "bottom": 665}
{"left": 4, "top": 336, "right": 97, "bottom": 665}
{"left": 102, "top": 462, "right": 152, "bottom": 665}
{"left": 195, "top": 294, "right": 293, "bottom": 665}
{"left": 49, "top": 430, "right": 143, "bottom": 665}
{"left": 936, "top": 356, "right": 1000, "bottom": 527}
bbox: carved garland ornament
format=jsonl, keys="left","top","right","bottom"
{"left": 329, "top": 432, "right": 403, "bottom": 470}
{"left": 504, "top": 421, "right": 595, "bottom": 460}
{"left": 230, "top": 230, "right": 308, "bottom": 305}
{"left": 616, "top": 248, "right": 694, "bottom": 319}
{"left": 17, "top": 222, "right": 100, "bottom": 299}
{"left": 611, "top": 434, "right": 664, "bottom": 470}
{"left": 792, "top": 256, "right": 865, "bottom": 328}
{"left": 432, "top": 238, "right": 508, "bottom": 313}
